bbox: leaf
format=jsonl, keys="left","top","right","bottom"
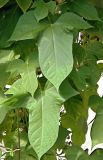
{"left": 70, "top": 0, "right": 100, "bottom": 20}
{"left": 34, "top": 1, "right": 48, "bottom": 22}
{"left": 56, "top": 12, "right": 92, "bottom": 29}
{"left": 28, "top": 83, "right": 63, "bottom": 159}
{"left": 16, "top": 0, "right": 32, "bottom": 13}
{"left": 10, "top": 11, "right": 48, "bottom": 41}
{"left": 70, "top": 68, "right": 87, "bottom": 91}
{"left": 0, "top": 94, "right": 32, "bottom": 124}
{"left": 20, "top": 59, "right": 38, "bottom": 96}
{"left": 0, "top": 0, "right": 9, "bottom": 8}
{"left": 0, "top": 63, "right": 10, "bottom": 88}
{"left": 14, "top": 40, "right": 39, "bottom": 68}
{"left": 73, "top": 43, "right": 86, "bottom": 65}
{"left": 6, "top": 71, "right": 37, "bottom": 96}
{"left": 89, "top": 95, "right": 103, "bottom": 111}
{"left": 61, "top": 97, "right": 87, "bottom": 145}
{"left": 7, "top": 59, "right": 26, "bottom": 74}
{"left": 91, "top": 106, "right": 103, "bottom": 147}
{"left": 46, "top": 1, "right": 56, "bottom": 15}
{"left": 0, "top": 104, "right": 8, "bottom": 124}
{"left": 65, "top": 146, "right": 89, "bottom": 160}
{"left": 0, "top": 7, "right": 20, "bottom": 48}
{"left": 39, "top": 24, "right": 73, "bottom": 90}
{"left": 54, "top": 126, "right": 68, "bottom": 149}
{"left": 0, "top": 49, "right": 14, "bottom": 63}
{"left": 86, "top": 41, "right": 103, "bottom": 59}
{"left": 6, "top": 56, "right": 38, "bottom": 96}
{"left": 89, "top": 149, "right": 103, "bottom": 160}
{"left": 91, "top": 0, "right": 103, "bottom": 8}
{"left": 59, "top": 78, "right": 79, "bottom": 101}
{"left": 18, "top": 151, "right": 36, "bottom": 160}
{"left": 42, "top": 154, "right": 56, "bottom": 160}
{"left": 62, "top": 114, "right": 86, "bottom": 146}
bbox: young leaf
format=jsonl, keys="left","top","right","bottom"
{"left": 39, "top": 24, "right": 73, "bottom": 90}
{"left": 16, "top": 0, "right": 32, "bottom": 13}
{"left": 28, "top": 84, "right": 63, "bottom": 159}
{"left": 46, "top": 1, "right": 56, "bottom": 15}
{"left": 34, "top": 1, "right": 48, "bottom": 22}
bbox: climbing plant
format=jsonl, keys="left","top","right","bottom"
{"left": 0, "top": 0, "right": 103, "bottom": 159}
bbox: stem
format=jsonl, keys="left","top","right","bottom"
{"left": 17, "top": 110, "right": 20, "bottom": 160}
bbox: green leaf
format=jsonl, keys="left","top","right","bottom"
{"left": 10, "top": 11, "right": 48, "bottom": 41}
{"left": 14, "top": 40, "right": 39, "bottom": 68}
{"left": 62, "top": 113, "right": 86, "bottom": 146}
{"left": 18, "top": 151, "right": 36, "bottom": 160}
{"left": 61, "top": 97, "right": 87, "bottom": 145}
{"left": 0, "top": 49, "right": 14, "bottom": 63}
{"left": 46, "top": 1, "right": 56, "bottom": 15}
{"left": 89, "top": 149, "right": 103, "bottom": 160}
{"left": 0, "top": 63, "right": 10, "bottom": 88}
{"left": 59, "top": 78, "right": 79, "bottom": 101}
{"left": 0, "top": 94, "right": 32, "bottom": 124}
{"left": 0, "top": 7, "right": 20, "bottom": 48}
{"left": 86, "top": 41, "right": 103, "bottom": 59}
{"left": 91, "top": 0, "right": 103, "bottom": 8}
{"left": 54, "top": 126, "right": 68, "bottom": 149}
{"left": 65, "top": 146, "right": 89, "bottom": 160}
{"left": 70, "top": 0, "right": 100, "bottom": 20}
{"left": 16, "top": 0, "right": 32, "bottom": 12}
{"left": 0, "top": 0, "right": 9, "bottom": 8}
{"left": 0, "top": 104, "right": 8, "bottom": 124}
{"left": 28, "top": 83, "right": 63, "bottom": 159}
{"left": 39, "top": 24, "right": 73, "bottom": 90}
{"left": 56, "top": 12, "right": 92, "bottom": 29}
{"left": 89, "top": 95, "right": 103, "bottom": 111}
{"left": 7, "top": 59, "right": 26, "bottom": 74}
{"left": 6, "top": 57, "right": 38, "bottom": 96}
{"left": 91, "top": 106, "right": 103, "bottom": 147}
{"left": 34, "top": 1, "right": 48, "bottom": 22}
{"left": 70, "top": 68, "right": 87, "bottom": 91}
{"left": 5, "top": 71, "right": 38, "bottom": 96}
{"left": 73, "top": 43, "right": 86, "bottom": 65}
{"left": 42, "top": 154, "right": 56, "bottom": 160}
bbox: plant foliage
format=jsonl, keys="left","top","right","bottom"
{"left": 0, "top": 0, "right": 103, "bottom": 159}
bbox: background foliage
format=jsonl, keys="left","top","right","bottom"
{"left": 0, "top": 0, "right": 103, "bottom": 159}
